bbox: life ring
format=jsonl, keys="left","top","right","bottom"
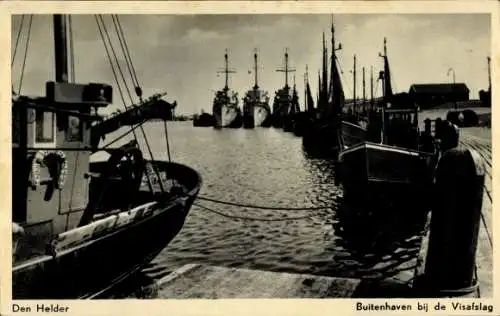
{"left": 30, "top": 150, "right": 68, "bottom": 190}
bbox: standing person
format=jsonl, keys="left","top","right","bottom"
{"left": 440, "top": 120, "right": 460, "bottom": 153}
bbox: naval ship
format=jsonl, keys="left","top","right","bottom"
{"left": 212, "top": 49, "right": 242, "bottom": 129}
{"left": 243, "top": 50, "right": 272, "bottom": 128}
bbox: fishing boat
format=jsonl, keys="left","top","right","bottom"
{"left": 212, "top": 50, "right": 242, "bottom": 129}
{"left": 283, "top": 75, "right": 301, "bottom": 133}
{"left": 302, "top": 27, "right": 343, "bottom": 156}
{"left": 243, "top": 51, "right": 272, "bottom": 128}
{"left": 272, "top": 49, "right": 295, "bottom": 129}
{"left": 193, "top": 110, "right": 215, "bottom": 127}
{"left": 292, "top": 66, "right": 314, "bottom": 137}
{"left": 11, "top": 14, "right": 202, "bottom": 299}
{"left": 336, "top": 38, "right": 437, "bottom": 208}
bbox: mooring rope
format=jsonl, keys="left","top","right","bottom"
{"left": 196, "top": 195, "right": 333, "bottom": 211}
{"left": 194, "top": 202, "right": 314, "bottom": 222}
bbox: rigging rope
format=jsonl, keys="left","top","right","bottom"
{"left": 112, "top": 15, "right": 174, "bottom": 164}
{"left": 196, "top": 195, "right": 333, "bottom": 211}
{"left": 97, "top": 15, "right": 135, "bottom": 105}
{"left": 17, "top": 15, "right": 33, "bottom": 95}
{"left": 111, "top": 15, "right": 141, "bottom": 99}
{"left": 194, "top": 202, "right": 314, "bottom": 222}
{"left": 11, "top": 15, "right": 25, "bottom": 67}
{"left": 96, "top": 15, "right": 165, "bottom": 193}
{"left": 100, "top": 119, "right": 148, "bottom": 149}
{"left": 95, "top": 17, "right": 134, "bottom": 121}
{"left": 113, "top": 15, "right": 142, "bottom": 99}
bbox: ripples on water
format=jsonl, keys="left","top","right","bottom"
{"left": 95, "top": 122, "right": 426, "bottom": 298}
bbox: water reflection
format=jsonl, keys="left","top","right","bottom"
{"left": 331, "top": 186, "right": 429, "bottom": 295}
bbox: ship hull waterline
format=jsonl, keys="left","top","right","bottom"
{"left": 254, "top": 106, "right": 271, "bottom": 128}
{"left": 213, "top": 105, "right": 242, "bottom": 129}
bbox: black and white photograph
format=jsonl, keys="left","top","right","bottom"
{"left": 7, "top": 2, "right": 495, "bottom": 305}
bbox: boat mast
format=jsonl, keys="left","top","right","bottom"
{"left": 317, "top": 69, "right": 321, "bottom": 109}
{"left": 218, "top": 49, "right": 236, "bottom": 91}
{"left": 330, "top": 19, "right": 342, "bottom": 118}
{"left": 362, "top": 66, "right": 366, "bottom": 112}
{"left": 53, "top": 15, "right": 69, "bottom": 83}
{"left": 292, "top": 73, "right": 298, "bottom": 112}
{"left": 353, "top": 54, "right": 356, "bottom": 113}
{"left": 321, "top": 32, "right": 328, "bottom": 111}
{"left": 370, "top": 66, "right": 374, "bottom": 110}
{"left": 276, "top": 48, "right": 295, "bottom": 89}
{"left": 487, "top": 56, "right": 491, "bottom": 93}
{"left": 253, "top": 49, "right": 259, "bottom": 89}
{"left": 304, "top": 65, "right": 308, "bottom": 110}
{"left": 379, "top": 37, "right": 392, "bottom": 106}
{"left": 379, "top": 38, "right": 389, "bottom": 144}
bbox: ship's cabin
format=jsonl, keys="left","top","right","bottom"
{"left": 379, "top": 107, "right": 420, "bottom": 149}
{"left": 12, "top": 81, "right": 112, "bottom": 262}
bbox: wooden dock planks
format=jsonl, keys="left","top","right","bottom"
{"left": 151, "top": 264, "right": 361, "bottom": 299}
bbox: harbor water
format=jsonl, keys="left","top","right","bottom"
{"left": 93, "top": 121, "right": 426, "bottom": 298}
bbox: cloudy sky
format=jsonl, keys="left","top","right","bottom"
{"left": 11, "top": 14, "right": 490, "bottom": 115}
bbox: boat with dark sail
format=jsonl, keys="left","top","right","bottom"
{"left": 213, "top": 49, "right": 242, "bottom": 129}
{"left": 272, "top": 49, "right": 295, "bottom": 129}
{"left": 302, "top": 26, "right": 343, "bottom": 157}
{"left": 336, "top": 38, "right": 437, "bottom": 208}
{"left": 12, "top": 14, "right": 201, "bottom": 299}
{"left": 284, "top": 75, "right": 301, "bottom": 133}
{"left": 243, "top": 50, "right": 272, "bottom": 128}
{"left": 293, "top": 66, "right": 315, "bottom": 137}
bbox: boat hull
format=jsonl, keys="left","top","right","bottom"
{"left": 254, "top": 106, "right": 271, "bottom": 127}
{"left": 243, "top": 105, "right": 271, "bottom": 129}
{"left": 292, "top": 112, "right": 308, "bottom": 137}
{"left": 339, "top": 120, "right": 367, "bottom": 149}
{"left": 213, "top": 105, "right": 242, "bottom": 129}
{"left": 302, "top": 121, "right": 339, "bottom": 158}
{"left": 337, "top": 142, "right": 435, "bottom": 210}
{"left": 193, "top": 113, "right": 215, "bottom": 127}
{"left": 13, "top": 161, "right": 201, "bottom": 299}
{"left": 283, "top": 115, "right": 294, "bottom": 132}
